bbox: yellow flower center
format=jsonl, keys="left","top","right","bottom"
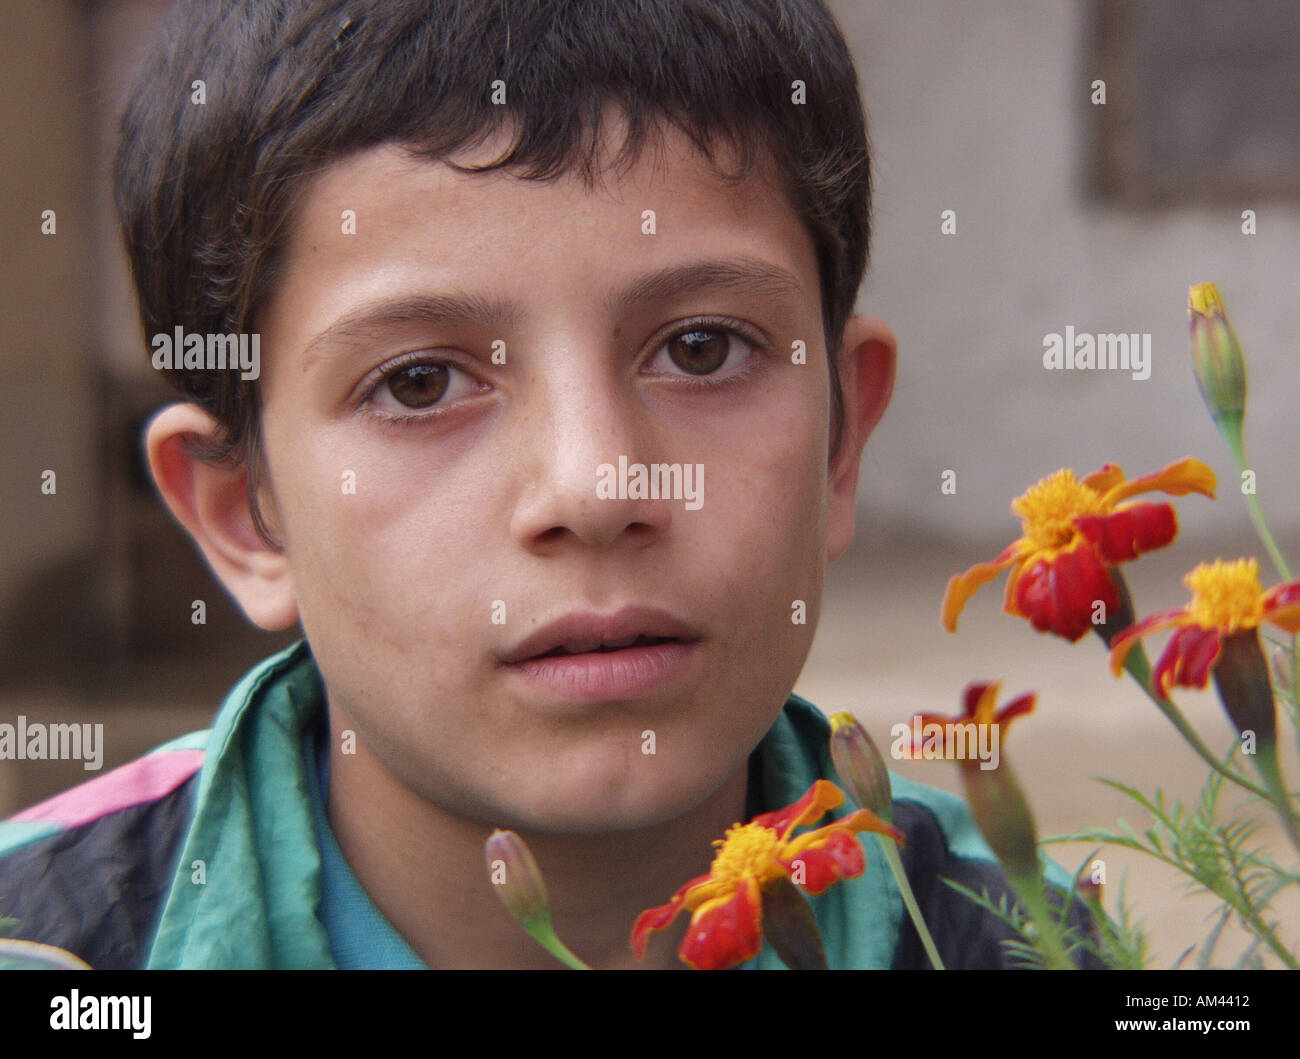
{"left": 708, "top": 823, "right": 785, "bottom": 886}
{"left": 1012, "top": 470, "right": 1105, "bottom": 553}
{"left": 1185, "top": 558, "right": 1265, "bottom": 631}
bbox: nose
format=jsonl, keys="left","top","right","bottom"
{"left": 508, "top": 365, "right": 672, "bottom": 553}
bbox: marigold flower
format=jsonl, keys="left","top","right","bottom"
{"left": 913, "top": 680, "right": 1035, "bottom": 756}
{"left": 913, "top": 682, "right": 1039, "bottom": 879}
{"left": 630, "top": 779, "right": 901, "bottom": 970}
{"left": 942, "top": 458, "right": 1216, "bottom": 641}
{"left": 1109, "top": 558, "right": 1300, "bottom": 739}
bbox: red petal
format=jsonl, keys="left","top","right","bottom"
{"left": 961, "top": 681, "right": 1002, "bottom": 720}
{"left": 678, "top": 877, "right": 764, "bottom": 970}
{"left": 631, "top": 898, "right": 686, "bottom": 959}
{"left": 751, "top": 779, "right": 842, "bottom": 840}
{"left": 1099, "top": 457, "right": 1216, "bottom": 505}
{"left": 1263, "top": 581, "right": 1300, "bottom": 633}
{"left": 1108, "top": 607, "right": 1191, "bottom": 676}
{"left": 783, "top": 829, "right": 867, "bottom": 895}
{"left": 1074, "top": 502, "right": 1177, "bottom": 563}
{"left": 942, "top": 541, "right": 1024, "bottom": 632}
{"left": 994, "top": 691, "right": 1036, "bottom": 730}
{"left": 1011, "top": 546, "right": 1119, "bottom": 641}
{"left": 630, "top": 871, "right": 716, "bottom": 958}
{"left": 1153, "top": 625, "right": 1222, "bottom": 694}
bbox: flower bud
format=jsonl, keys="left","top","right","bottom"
{"left": 961, "top": 758, "right": 1040, "bottom": 881}
{"left": 1188, "top": 282, "right": 1247, "bottom": 428}
{"left": 1210, "top": 629, "right": 1276, "bottom": 748}
{"left": 760, "top": 874, "right": 828, "bottom": 970}
{"left": 1075, "top": 861, "right": 1104, "bottom": 908}
{"left": 485, "top": 829, "right": 550, "bottom": 927}
{"left": 828, "top": 712, "right": 894, "bottom": 823}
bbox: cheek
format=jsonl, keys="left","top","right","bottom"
{"left": 697, "top": 406, "right": 829, "bottom": 645}
{"left": 715, "top": 404, "right": 827, "bottom": 563}
{"left": 264, "top": 421, "right": 490, "bottom": 659}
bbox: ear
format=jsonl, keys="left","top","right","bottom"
{"left": 144, "top": 402, "right": 299, "bottom": 631}
{"left": 826, "top": 314, "right": 897, "bottom": 562}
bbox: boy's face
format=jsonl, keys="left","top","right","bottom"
{"left": 224, "top": 115, "right": 890, "bottom": 833}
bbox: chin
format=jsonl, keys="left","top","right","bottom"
{"left": 496, "top": 763, "right": 730, "bottom": 836}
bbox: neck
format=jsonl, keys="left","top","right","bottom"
{"left": 323, "top": 699, "right": 750, "bottom": 969}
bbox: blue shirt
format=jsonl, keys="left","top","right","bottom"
{"left": 305, "top": 711, "right": 427, "bottom": 968}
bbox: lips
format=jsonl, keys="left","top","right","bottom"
{"left": 498, "top": 606, "right": 701, "bottom": 665}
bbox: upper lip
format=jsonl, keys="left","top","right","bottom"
{"left": 498, "top": 605, "right": 702, "bottom": 665}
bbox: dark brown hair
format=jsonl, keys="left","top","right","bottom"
{"left": 115, "top": 0, "right": 872, "bottom": 547}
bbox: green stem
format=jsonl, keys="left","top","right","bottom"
{"left": 523, "top": 918, "right": 591, "bottom": 970}
{"left": 1098, "top": 838, "right": 1299, "bottom": 969}
{"left": 1239, "top": 909, "right": 1300, "bottom": 969}
{"left": 1250, "top": 741, "right": 1300, "bottom": 862}
{"left": 1291, "top": 634, "right": 1300, "bottom": 764}
{"left": 1008, "top": 870, "right": 1075, "bottom": 970}
{"left": 1124, "top": 627, "right": 1300, "bottom": 853}
{"left": 1219, "top": 419, "right": 1292, "bottom": 582}
{"left": 1218, "top": 419, "right": 1300, "bottom": 821}
{"left": 877, "top": 835, "right": 945, "bottom": 970}
{"left": 1122, "top": 645, "right": 1271, "bottom": 801}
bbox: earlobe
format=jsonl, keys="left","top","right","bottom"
{"left": 825, "top": 314, "right": 898, "bottom": 562}
{"left": 144, "top": 402, "right": 299, "bottom": 631}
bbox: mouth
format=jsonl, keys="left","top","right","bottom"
{"left": 530, "top": 634, "right": 680, "bottom": 659}
{"left": 499, "top": 606, "right": 701, "bottom": 665}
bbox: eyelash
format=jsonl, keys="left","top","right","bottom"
{"left": 358, "top": 315, "right": 770, "bottom": 428}
{"left": 649, "top": 315, "right": 770, "bottom": 392}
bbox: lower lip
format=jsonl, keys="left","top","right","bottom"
{"left": 507, "top": 640, "right": 701, "bottom": 702}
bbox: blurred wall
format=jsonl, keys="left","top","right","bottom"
{"left": 0, "top": 1, "right": 99, "bottom": 649}
{"left": 832, "top": 0, "right": 1300, "bottom": 554}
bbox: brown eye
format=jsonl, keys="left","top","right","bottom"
{"left": 666, "top": 328, "right": 729, "bottom": 375}
{"left": 386, "top": 363, "right": 449, "bottom": 408}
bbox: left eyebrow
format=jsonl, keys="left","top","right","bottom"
{"left": 299, "top": 256, "right": 805, "bottom": 366}
{"left": 603, "top": 257, "right": 806, "bottom": 316}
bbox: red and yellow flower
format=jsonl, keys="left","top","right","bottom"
{"left": 913, "top": 682, "right": 1040, "bottom": 879}
{"left": 912, "top": 680, "right": 1036, "bottom": 757}
{"left": 1109, "top": 558, "right": 1300, "bottom": 697}
{"left": 631, "top": 779, "right": 901, "bottom": 970}
{"left": 942, "top": 458, "right": 1216, "bottom": 641}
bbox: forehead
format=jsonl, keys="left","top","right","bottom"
{"left": 265, "top": 114, "right": 819, "bottom": 352}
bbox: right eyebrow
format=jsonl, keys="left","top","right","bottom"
{"left": 300, "top": 292, "right": 524, "bottom": 366}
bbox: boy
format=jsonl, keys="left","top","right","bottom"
{"left": 0, "top": 0, "right": 1095, "bottom": 969}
